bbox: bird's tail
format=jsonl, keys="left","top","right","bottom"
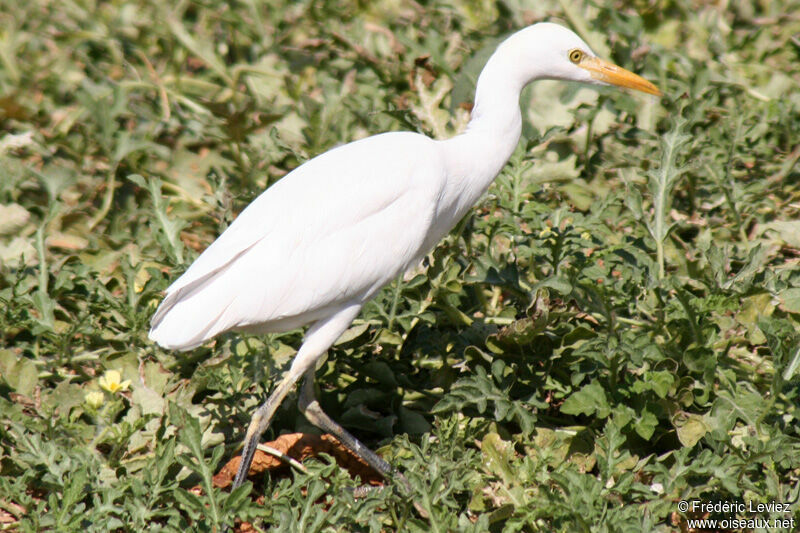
{"left": 148, "top": 275, "right": 236, "bottom": 351}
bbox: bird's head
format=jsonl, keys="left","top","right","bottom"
{"left": 503, "top": 22, "right": 661, "bottom": 96}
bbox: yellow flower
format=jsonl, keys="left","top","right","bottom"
{"left": 98, "top": 370, "right": 131, "bottom": 394}
{"left": 538, "top": 227, "right": 553, "bottom": 238}
{"left": 581, "top": 231, "right": 591, "bottom": 241}
{"left": 84, "top": 391, "right": 105, "bottom": 409}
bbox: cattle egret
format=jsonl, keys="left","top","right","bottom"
{"left": 149, "top": 22, "right": 660, "bottom": 491}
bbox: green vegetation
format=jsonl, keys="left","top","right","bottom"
{"left": 1, "top": 0, "right": 799, "bottom": 531}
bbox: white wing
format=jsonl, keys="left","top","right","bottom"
{"left": 149, "top": 132, "right": 446, "bottom": 350}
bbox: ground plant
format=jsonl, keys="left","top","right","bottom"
{"left": 1, "top": 0, "right": 799, "bottom": 531}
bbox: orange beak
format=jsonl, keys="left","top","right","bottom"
{"left": 578, "top": 56, "right": 661, "bottom": 96}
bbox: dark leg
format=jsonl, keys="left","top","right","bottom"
{"left": 232, "top": 304, "right": 362, "bottom": 489}
{"left": 297, "top": 368, "right": 410, "bottom": 491}
{"left": 232, "top": 371, "right": 302, "bottom": 488}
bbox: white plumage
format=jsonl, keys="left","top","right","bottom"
{"left": 150, "top": 133, "right": 443, "bottom": 349}
{"left": 148, "top": 22, "right": 660, "bottom": 491}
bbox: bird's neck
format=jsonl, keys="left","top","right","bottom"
{"left": 467, "top": 50, "right": 527, "bottom": 143}
{"left": 439, "top": 49, "right": 527, "bottom": 216}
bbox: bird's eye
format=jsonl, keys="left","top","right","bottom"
{"left": 568, "top": 49, "right": 584, "bottom": 63}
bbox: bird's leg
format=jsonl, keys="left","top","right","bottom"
{"left": 232, "top": 303, "right": 362, "bottom": 489}
{"left": 231, "top": 371, "right": 301, "bottom": 489}
{"left": 297, "top": 368, "right": 411, "bottom": 492}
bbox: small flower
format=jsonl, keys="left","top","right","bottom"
{"left": 98, "top": 370, "right": 131, "bottom": 394}
{"left": 538, "top": 227, "right": 553, "bottom": 238}
{"left": 84, "top": 391, "right": 105, "bottom": 409}
{"left": 650, "top": 482, "right": 664, "bottom": 494}
{"left": 580, "top": 231, "right": 591, "bottom": 241}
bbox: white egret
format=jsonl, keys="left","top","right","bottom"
{"left": 149, "top": 22, "right": 660, "bottom": 490}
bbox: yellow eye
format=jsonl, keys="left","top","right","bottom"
{"left": 568, "top": 49, "right": 584, "bottom": 63}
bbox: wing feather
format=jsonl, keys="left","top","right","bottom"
{"left": 149, "top": 132, "right": 444, "bottom": 350}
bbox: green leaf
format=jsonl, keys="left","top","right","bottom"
{"left": 673, "top": 413, "right": 710, "bottom": 448}
{"left": 783, "top": 345, "right": 800, "bottom": 382}
{"left": 561, "top": 381, "right": 611, "bottom": 419}
{"left": 129, "top": 174, "right": 187, "bottom": 265}
{"left": 0, "top": 203, "right": 30, "bottom": 235}
{"left": 361, "top": 360, "right": 398, "bottom": 387}
{"left": 173, "top": 488, "right": 204, "bottom": 514}
{"left": 480, "top": 432, "right": 516, "bottom": 485}
{"left": 633, "top": 407, "right": 658, "bottom": 440}
{"left": 631, "top": 371, "right": 674, "bottom": 399}
{"left": 0, "top": 350, "right": 39, "bottom": 396}
{"left": 399, "top": 406, "right": 432, "bottom": 435}
{"left": 164, "top": 11, "right": 231, "bottom": 83}
{"left": 777, "top": 287, "right": 800, "bottom": 314}
{"left": 532, "top": 276, "right": 573, "bottom": 295}
{"left": 131, "top": 385, "right": 166, "bottom": 416}
{"left": 641, "top": 117, "right": 691, "bottom": 279}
